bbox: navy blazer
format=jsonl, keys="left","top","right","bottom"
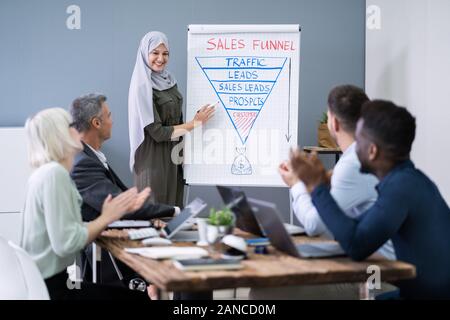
{"left": 71, "top": 142, "right": 175, "bottom": 222}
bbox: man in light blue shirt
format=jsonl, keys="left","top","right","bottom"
{"left": 290, "top": 100, "right": 450, "bottom": 299}
{"left": 248, "top": 85, "right": 395, "bottom": 299}
{"left": 279, "top": 85, "right": 395, "bottom": 261}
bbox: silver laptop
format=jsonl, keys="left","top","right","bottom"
{"left": 248, "top": 197, "right": 346, "bottom": 258}
{"left": 160, "top": 197, "right": 207, "bottom": 242}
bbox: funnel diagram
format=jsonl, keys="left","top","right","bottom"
{"left": 196, "top": 56, "right": 288, "bottom": 175}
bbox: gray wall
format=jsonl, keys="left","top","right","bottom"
{"left": 365, "top": 0, "right": 450, "bottom": 204}
{"left": 0, "top": 0, "right": 366, "bottom": 221}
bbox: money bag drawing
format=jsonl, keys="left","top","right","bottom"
{"left": 231, "top": 147, "right": 252, "bottom": 175}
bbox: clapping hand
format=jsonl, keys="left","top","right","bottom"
{"left": 278, "top": 160, "right": 299, "bottom": 187}
{"left": 101, "top": 187, "right": 139, "bottom": 223}
{"left": 151, "top": 219, "right": 167, "bottom": 229}
{"left": 127, "top": 187, "right": 151, "bottom": 213}
{"left": 289, "top": 148, "right": 329, "bottom": 193}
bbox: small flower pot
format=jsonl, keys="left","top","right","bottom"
{"left": 318, "top": 123, "right": 338, "bottom": 148}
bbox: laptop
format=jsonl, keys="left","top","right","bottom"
{"left": 160, "top": 197, "right": 207, "bottom": 242}
{"left": 247, "top": 197, "right": 346, "bottom": 259}
{"left": 216, "top": 185, "right": 245, "bottom": 206}
{"left": 217, "top": 186, "right": 263, "bottom": 236}
{"left": 218, "top": 185, "right": 305, "bottom": 236}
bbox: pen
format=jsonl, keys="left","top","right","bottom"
{"left": 208, "top": 100, "right": 220, "bottom": 108}
{"left": 197, "top": 100, "right": 219, "bottom": 113}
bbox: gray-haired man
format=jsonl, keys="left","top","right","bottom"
{"left": 69, "top": 93, "right": 178, "bottom": 291}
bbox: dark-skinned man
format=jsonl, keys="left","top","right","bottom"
{"left": 289, "top": 100, "right": 450, "bottom": 299}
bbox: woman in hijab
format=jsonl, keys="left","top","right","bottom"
{"left": 128, "top": 31, "right": 214, "bottom": 207}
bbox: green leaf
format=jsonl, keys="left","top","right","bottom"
{"left": 320, "top": 111, "right": 328, "bottom": 124}
{"left": 207, "top": 207, "right": 234, "bottom": 226}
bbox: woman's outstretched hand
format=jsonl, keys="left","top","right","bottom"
{"left": 193, "top": 104, "right": 215, "bottom": 127}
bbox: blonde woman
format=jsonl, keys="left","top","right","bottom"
{"left": 20, "top": 108, "right": 150, "bottom": 300}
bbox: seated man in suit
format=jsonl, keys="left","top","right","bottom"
{"left": 69, "top": 94, "right": 178, "bottom": 222}
{"left": 69, "top": 93, "right": 178, "bottom": 295}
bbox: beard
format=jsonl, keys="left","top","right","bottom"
{"left": 359, "top": 160, "right": 373, "bottom": 174}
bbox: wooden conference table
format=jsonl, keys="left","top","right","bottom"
{"left": 95, "top": 228, "right": 415, "bottom": 298}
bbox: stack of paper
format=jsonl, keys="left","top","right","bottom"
{"left": 125, "top": 246, "right": 209, "bottom": 260}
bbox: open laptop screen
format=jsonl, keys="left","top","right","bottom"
{"left": 248, "top": 197, "right": 300, "bottom": 257}
{"left": 216, "top": 185, "right": 244, "bottom": 205}
{"left": 163, "top": 198, "right": 207, "bottom": 237}
{"left": 228, "top": 194, "right": 265, "bottom": 237}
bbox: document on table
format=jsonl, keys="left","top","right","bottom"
{"left": 125, "top": 246, "right": 209, "bottom": 260}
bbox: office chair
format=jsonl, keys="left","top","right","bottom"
{"left": 0, "top": 237, "right": 49, "bottom": 300}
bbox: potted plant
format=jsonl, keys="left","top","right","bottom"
{"left": 317, "top": 112, "right": 338, "bottom": 148}
{"left": 206, "top": 207, "right": 235, "bottom": 246}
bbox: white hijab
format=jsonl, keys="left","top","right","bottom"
{"left": 128, "top": 31, "right": 177, "bottom": 172}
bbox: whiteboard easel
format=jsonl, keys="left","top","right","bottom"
{"left": 184, "top": 25, "right": 301, "bottom": 224}
{"left": 184, "top": 24, "right": 301, "bottom": 188}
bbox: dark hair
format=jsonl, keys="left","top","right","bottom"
{"left": 360, "top": 100, "right": 416, "bottom": 161}
{"left": 327, "top": 85, "right": 370, "bottom": 133}
{"left": 70, "top": 93, "right": 107, "bottom": 132}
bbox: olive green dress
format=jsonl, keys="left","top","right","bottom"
{"left": 133, "top": 84, "right": 185, "bottom": 208}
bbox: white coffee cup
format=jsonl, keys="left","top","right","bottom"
{"left": 196, "top": 218, "right": 208, "bottom": 246}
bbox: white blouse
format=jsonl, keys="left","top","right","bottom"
{"left": 20, "top": 162, "right": 88, "bottom": 279}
